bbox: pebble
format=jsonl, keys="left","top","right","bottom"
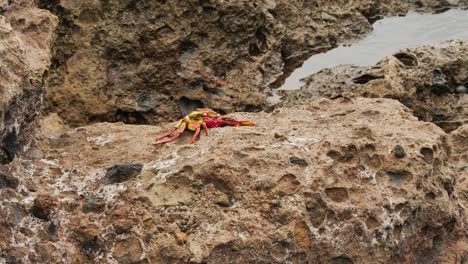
{"left": 103, "top": 163, "right": 143, "bottom": 184}
{"left": 455, "top": 85, "right": 467, "bottom": 94}
{"left": 393, "top": 145, "right": 406, "bottom": 158}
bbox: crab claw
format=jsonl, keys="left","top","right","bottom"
{"left": 154, "top": 123, "right": 187, "bottom": 145}
{"left": 238, "top": 120, "right": 256, "bottom": 126}
{"left": 221, "top": 117, "right": 256, "bottom": 127}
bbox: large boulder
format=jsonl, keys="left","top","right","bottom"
{"left": 2, "top": 97, "right": 466, "bottom": 262}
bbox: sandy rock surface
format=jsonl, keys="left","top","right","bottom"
{"left": 1, "top": 97, "right": 466, "bottom": 263}
{"left": 39, "top": 0, "right": 468, "bottom": 126}
{"left": 1, "top": 1, "right": 468, "bottom": 263}
{"left": 283, "top": 40, "right": 468, "bottom": 132}
{"left": 0, "top": 1, "right": 58, "bottom": 163}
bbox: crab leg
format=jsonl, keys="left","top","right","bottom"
{"left": 154, "top": 127, "right": 178, "bottom": 141}
{"left": 154, "top": 123, "right": 187, "bottom": 145}
{"left": 202, "top": 122, "right": 209, "bottom": 136}
{"left": 190, "top": 126, "right": 201, "bottom": 144}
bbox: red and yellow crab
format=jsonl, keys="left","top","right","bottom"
{"left": 154, "top": 108, "right": 255, "bottom": 145}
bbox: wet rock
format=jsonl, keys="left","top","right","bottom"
{"left": 31, "top": 194, "right": 56, "bottom": 221}
{"left": 284, "top": 40, "right": 468, "bottom": 132}
{"left": 393, "top": 145, "right": 406, "bottom": 158}
{"left": 0, "top": 165, "right": 19, "bottom": 189}
{"left": 103, "top": 163, "right": 143, "bottom": 184}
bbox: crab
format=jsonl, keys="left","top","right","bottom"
{"left": 154, "top": 108, "right": 255, "bottom": 145}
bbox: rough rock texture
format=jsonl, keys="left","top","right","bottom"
{"left": 1, "top": 97, "right": 466, "bottom": 263}
{"left": 449, "top": 124, "right": 468, "bottom": 210}
{"left": 2, "top": 2, "right": 468, "bottom": 263}
{"left": 39, "top": 0, "right": 468, "bottom": 126}
{"left": 0, "top": 0, "right": 58, "bottom": 163}
{"left": 282, "top": 40, "right": 468, "bottom": 132}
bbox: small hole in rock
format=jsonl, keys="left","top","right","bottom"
{"left": 420, "top": 147, "right": 434, "bottom": 164}
{"left": 386, "top": 170, "right": 410, "bottom": 184}
{"left": 352, "top": 74, "right": 383, "bottom": 84}
{"left": 178, "top": 97, "right": 204, "bottom": 115}
{"left": 393, "top": 52, "right": 418, "bottom": 66}
{"left": 325, "top": 187, "right": 349, "bottom": 203}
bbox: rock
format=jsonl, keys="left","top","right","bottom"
{"left": 38, "top": 0, "right": 468, "bottom": 126}
{"left": 2, "top": 1, "right": 468, "bottom": 262}
{"left": 103, "top": 163, "right": 143, "bottom": 184}
{"left": 40, "top": 113, "right": 69, "bottom": 138}
{"left": 289, "top": 156, "right": 309, "bottom": 167}
{"left": 392, "top": 145, "right": 406, "bottom": 158}
{"left": 24, "top": 149, "right": 45, "bottom": 160}
{"left": 1, "top": 200, "right": 27, "bottom": 227}
{"left": 431, "top": 68, "right": 449, "bottom": 95}
{"left": 0, "top": 1, "right": 58, "bottom": 163}
{"left": 213, "top": 192, "right": 231, "bottom": 207}
{"left": 113, "top": 237, "right": 144, "bottom": 264}
{"left": 2, "top": 97, "right": 466, "bottom": 263}
{"left": 72, "top": 220, "right": 102, "bottom": 255}
{"left": 31, "top": 194, "right": 56, "bottom": 221}
{"left": 283, "top": 40, "right": 468, "bottom": 132}
{"left": 455, "top": 85, "right": 467, "bottom": 94}
{"left": 82, "top": 194, "right": 105, "bottom": 213}
{"left": 321, "top": 12, "right": 338, "bottom": 22}
{"left": 0, "top": 165, "right": 19, "bottom": 189}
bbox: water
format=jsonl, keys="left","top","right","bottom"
{"left": 280, "top": 9, "right": 468, "bottom": 90}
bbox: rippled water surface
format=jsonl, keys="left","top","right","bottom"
{"left": 280, "top": 9, "right": 468, "bottom": 90}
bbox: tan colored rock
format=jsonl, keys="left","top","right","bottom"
{"left": 2, "top": 97, "right": 466, "bottom": 262}
{"left": 0, "top": 1, "right": 58, "bottom": 162}
{"left": 448, "top": 125, "right": 468, "bottom": 211}
{"left": 40, "top": 113, "right": 69, "bottom": 137}
{"left": 113, "top": 237, "right": 144, "bottom": 264}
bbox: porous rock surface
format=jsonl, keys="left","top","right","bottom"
{"left": 282, "top": 40, "right": 468, "bottom": 132}
{"left": 39, "top": 0, "right": 468, "bottom": 126}
{"left": 1, "top": 97, "right": 466, "bottom": 263}
{"left": 0, "top": 0, "right": 58, "bottom": 163}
